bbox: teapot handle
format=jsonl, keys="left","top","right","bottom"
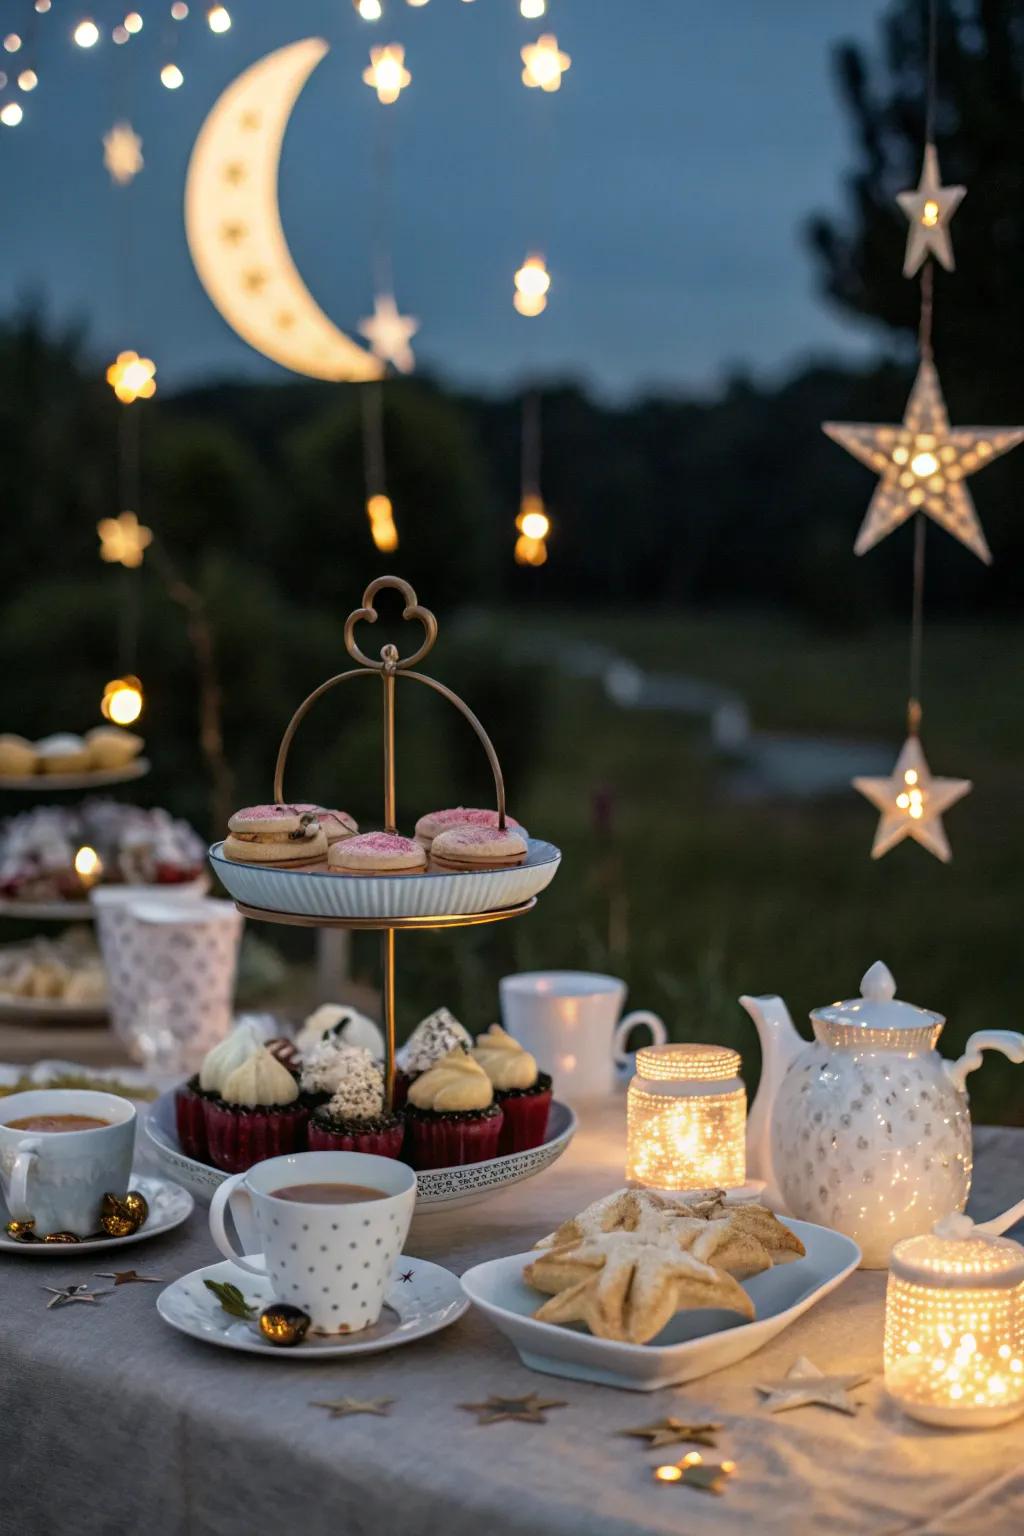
{"left": 946, "top": 1030, "right": 1024, "bottom": 1094}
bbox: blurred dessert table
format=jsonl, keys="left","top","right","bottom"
{"left": 1, "top": 1105, "right": 1022, "bottom": 1536}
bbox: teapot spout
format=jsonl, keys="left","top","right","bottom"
{"left": 738, "top": 993, "right": 803, "bottom": 1207}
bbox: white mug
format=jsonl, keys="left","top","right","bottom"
{"left": 209, "top": 1151, "right": 416, "bottom": 1335}
{"left": 499, "top": 970, "right": 667, "bottom": 1101}
{"left": 0, "top": 1089, "right": 136, "bottom": 1236}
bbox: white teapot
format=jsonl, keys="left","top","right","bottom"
{"left": 740, "top": 962, "right": 1024, "bottom": 1268}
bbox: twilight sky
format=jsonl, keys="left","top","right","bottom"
{"left": 0, "top": 0, "right": 892, "bottom": 398}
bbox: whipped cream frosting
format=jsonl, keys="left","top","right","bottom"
{"left": 300, "top": 1038, "right": 375, "bottom": 1096}
{"left": 325, "top": 1052, "right": 386, "bottom": 1123}
{"left": 295, "top": 1004, "right": 384, "bottom": 1061}
{"left": 396, "top": 1007, "right": 472, "bottom": 1074}
{"left": 471, "top": 1023, "right": 538, "bottom": 1092}
{"left": 407, "top": 1047, "right": 494, "bottom": 1113}
{"left": 199, "top": 1022, "right": 263, "bottom": 1093}
{"left": 221, "top": 1046, "right": 299, "bottom": 1107}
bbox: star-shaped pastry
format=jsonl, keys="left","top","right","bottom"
{"left": 97, "top": 510, "right": 153, "bottom": 569}
{"left": 823, "top": 358, "right": 1024, "bottom": 563}
{"left": 621, "top": 1417, "right": 722, "bottom": 1450}
{"left": 43, "top": 1284, "right": 113, "bottom": 1310}
{"left": 853, "top": 733, "right": 970, "bottom": 863}
{"left": 94, "top": 1270, "right": 163, "bottom": 1286}
{"left": 358, "top": 293, "right": 419, "bottom": 374}
{"left": 458, "top": 1393, "right": 567, "bottom": 1425}
{"left": 756, "top": 1356, "right": 871, "bottom": 1415}
{"left": 309, "top": 1398, "right": 393, "bottom": 1419}
{"left": 896, "top": 142, "right": 965, "bottom": 277}
{"left": 103, "top": 121, "right": 144, "bottom": 185}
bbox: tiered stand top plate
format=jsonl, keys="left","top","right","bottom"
{"left": 0, "top": 759, "right": 150, "bottom": 792}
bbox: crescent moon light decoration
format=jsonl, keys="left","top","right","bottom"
{"left": 184, "top": 38, "right": 383, "bottom": 382}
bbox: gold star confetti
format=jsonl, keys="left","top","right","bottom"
{"left": 106, "top": 351, "right": 157, "bottom": 405}
{"left": 853, "top": 733, "right": 970, "bottom": 863}
{"left": 97, "top": 510, "right": 153, "bottom": 568}
{"left": 621, "top": 1418, "right": 722, "bottom": 1450}
{"left": 459, "top": 1393, "right": 567, "bottom": 1425}
{"left": 653, "top": 1452, "right": 736, "bottom": 1495}
{"left": 756, "top": 1356, "right": 872, "bottom": 1415}
{"left": 358, "top": 293, "right": 418, "bottom": 373}
{"left": 310, "top": 1398, "right": 393, "bottom": 1419}
{"left": 823, "top": 359, "right": 1024, "bottom": 564}
{"left": 103, "top": 121, "right": 143, "bottom": 185}
{"left": 521, "top": 33, "right": 570, "bottom": 92}
{"left": 896, "top": 142, "right": 965, "bottom": 277}
{"left": 94, "top": 1270, "right": 163, "bottom": 1286}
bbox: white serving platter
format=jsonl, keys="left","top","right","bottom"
{"left": 207, "top": 837, "right": 561, "bottom": 921}
{"left": 143, "top": 1091, "right": 577, "bottom": 1212}
{"left": 460, "top": 1220, "right": 860, "bottom": 1392}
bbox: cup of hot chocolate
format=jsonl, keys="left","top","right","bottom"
{"left": 0, "top": 1089, "right": 137, "bottom": 1236}
{"left": 208, "top": 1150, "right": 416, "bottom": 1334}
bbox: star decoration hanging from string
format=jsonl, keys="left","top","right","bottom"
{"left": 853, "top": 733, "right": 971, "bottom": 863}
{"left": 896, "top": 143, "right": 965, "bottom": 277}
{"left": 103, "top": 121, "right": 144, "bottom": 185}
{"left": 97, "top": 511, "right": 153, "bottom": 569}
{"left": 621, "top": 1418, "right": 722, "bottom": 1450}
{"left": 358, "top": 294, "right": 419, "bottom": 374}
{"left": 521, "top": 33, "right": 571, "bottom": 92}
{"left": 309, "top": 1398, "right": 393, "bottom": 1419}
{"left": 458, "top": 1393, "right": 567, "bottom": 1425}
{"left": 755, "top": 1356, "right": 872, "bottom": 1415}
{"left": 823, "top": 359, "right": 1024, "bottom": 563}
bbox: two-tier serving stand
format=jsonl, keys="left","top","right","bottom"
{"left": 230, "top": 576, "right": 539, "bottom": 1106}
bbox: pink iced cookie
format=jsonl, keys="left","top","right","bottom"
{"left": 328, "top": 831, "right": 428, "bottom": 876}
{"left": 414, "top": 807, "right": 524, "bottom": 851}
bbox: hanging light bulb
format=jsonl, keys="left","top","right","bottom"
{"left": 124, "top": 11, "right": 144, "bottom": 32}
{"left": 73, "top": 19, "right": 100, "bottom": 47}
{"left": 74, "top": 845, "right": 103, "bottom": 888}
{"left": 170, "top": 1, "right": 189, "bottom": 17}
{"left": 514, "top": 533, "right": 548, "bottom": 567}
{"left": 521, "top": 33, "right": 570, "bottom": 91}
{"left": 513, "top": 253, "right": 550, "bottom": 316}
{"left": 207, "top": 5, "right": 231, "bottom": 32}
{"left": 160, "top": 62, "right": 184, "bottom": 88}
{"left": 102, "top": 676, "right": 144, "bottom": 726}
{"left": 406, "top": 0, "right": 430, "bottom": 6}
{"left": 17, "top": 69, "right": 37, "bottom": 91}
{"left": 3, "top": 34, "right": 22, "bottom": 53}
{"left": 366, "top": 494, "right": 399, "bottom": 552}
{"left": 34, "top": 1, "right": 52, "bottom": 13}
{"left": 516, "top": 493, "right": 551, "bottom": 542}
{"left": 106, "top": 351, "right": 157, "bottom": 403}
{"left": 354, "top": 0, "right": 383, "bottom": 19}
{"left": 520, "top": 0, "right": 546, "bottom": 15}
{"left": 363, "top": 44, "right": 410, "bottom": 104}
{"left": 0, "top": 101, "right": 23, "bottom": 126}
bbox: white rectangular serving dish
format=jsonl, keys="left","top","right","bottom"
{"left": 460, "top": 1220, "right": 860, "bottom": 1391}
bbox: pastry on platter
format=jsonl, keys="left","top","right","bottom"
{"left": 203, "top": 1046, "right": 309, "bottom": 1173}
{"left": 290, "top": 805, "right": 358, "bottom": 845}
{"left": 327, "top": 831, "right": 427, "bottom": 876}
{"left": 535, "top": 1187, "right": 723, "bottom": 1249}
{"left": 223, "top": 805, "right": 328, "bottom": 866}
{"left": 428, "top": 825, "right": 528, "bottom": 874}
{"left": 404, "top": 1047, "right": 503, "bottom": 1170}
{"left": 414, "top": 807, "right": 525, "bottom": 853}
{"left": 36, "top": 733, "right": 91, "bottom": 774}
{"left": 295, "top": 1002, "right": 384, "bottom": 1061}
{"left": 175, "top": 1020, "right": 264, "bottom": 1162}
{"left": 85, "top": 726, "right": 144, "bottom": 770}
{"left": 471, "top": 1023, "right": 552, "bottom": 1154}
{"left": 524, "top": 1233, "right": 755, "bottom": 1344}
{"left": 0, "top": 735, "right": 38, "bottom": 776}
{"left": 393, "top": 1006, "right": 473, "bottom": 1108}
{"left": 307, "top": 1046, "right": 404, "bottom": 1158}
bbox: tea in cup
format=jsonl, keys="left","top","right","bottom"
{"left": 0, "top": 1089, "right": 136, "bottom": 1236}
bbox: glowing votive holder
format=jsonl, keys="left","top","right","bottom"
{"left": 626, "top": 1044, "right": 746, "bottom": 1192}
{"left": 884, "top": 1215, "right": 1024, "bottom": 1428}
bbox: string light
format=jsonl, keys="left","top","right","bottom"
{"left": 363, "top": 44, "right": 411, "bottom": 104}
{"left": 521, "top": 33, "right": 570, "bottom": 92}
{"left": 366, "top": 494, "right": 399, "bottom": 552}
{"left": 98, "top": 511, "right": 153, "bottom": 568}
{"left": 626, "top": 1045, "right": 747, "bottom": 1191}
{"left": 520, "top": 0, "right": 546, "bottom": 15}
{"left": 103, "top": 122, "right": 143, "bottom": 182}
{"left": 101, "top": 676, "right": 144, "bottom": 726}
{"left": 171, "top": 1, "right": 189, "bottom": 18}
{"left": 516, "top": 496, "right": 550, "bottom": 543}
{"left": 354, "top": 0, "right": 383, "bottom": 19}
{"left": 207, "top": 5, "right": 231, "bottom": 33}
{"left": 35, "top": 1, "right": 51, "bottom": 12}
{"left": 74, "top": 846, "right": 103, "bottom": 887}
{"left": 160, "top": 62, "right": 184, "bottom": 89}
{"left": 124, "top": 12, "right": 144, "bottom": 33}
{"left": 112, "top": 25, "right": 129, "bottom": 43}
{"left": 17, "top": 69, "right": 37, "bottom": 91}
{"left": 406, "top": 0, "right": 430, "bottom": 6}
{"left": 73, "top": 20, "right": 100, "bottom": 48}
{"left": 4, "top": 34, "right": 22, "bottom": 53}
{"left": 513, "top": 253, "right": 550, "bottom": 316}
{"left": 0, "top": 102, "right": 23, "bottom": 127}
{"left": 106, "top": 351, "right": 157, "bottom": 403}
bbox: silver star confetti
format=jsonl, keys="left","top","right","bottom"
{"left": 853, "top": 733, "right": 971, "bottom": 863}
{"left": 756, "top": 1356, "right": 872, "bottom": 1415}
{"left": 43, "top": 1283, "right": 114, "bottom": 1310}
{"left": 896, "top": 143, "right": 965, "bottom": 277}
{"left": 310, "top": 1398, "right": 393, "bottom": 1419}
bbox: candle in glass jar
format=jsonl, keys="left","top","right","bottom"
{"left": 626, "top": 1043, "right": 746, "bottom": 1191}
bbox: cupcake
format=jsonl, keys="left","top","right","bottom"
{"left": 175, "top": 1020, "right": 263, "bottom": 1162}
{"left": 203, "top": 1046, "right": 309, "bottom": 1173}
{"left": 472, "top": 1024, "right": 552, "bottom": 1155}
{"left": 394, "top": 1006, "right": 473, "bottom": 1108}
{"left": 299, "top": 1035, "right": 373, "bottom": 1107}
{"left": 291, "top": 805, "right": 358, "bottom": 845}
{"left": 223, "top": 805, "right": 327, "bottom": 866}
{"left": 295, "top": 1002, "right": 384, "bottom": 1062}
{"left": 0, "top": 735, "right": 38, "bottom": 776}
{"left": 429, "top": 825, "right": 528, "bottom": 874}
{"left": 36, "top": 733, "right": 91, "bottom": 775}
{"left": 405, "top": 1049, "right": 503, "bottom": 1170}
{"left": 414, "top": 807, "right": 525, "bottom": 853}
{"left": 328, "top": 832, "right": 427, "bottom": 876}
{"left": 307, "top": 1047, "right": 404, "bottom": 1158}
{"left": 86, "top": 726, "right": 144, "bottom": 771}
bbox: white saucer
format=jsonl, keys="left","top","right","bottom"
{"left": 460, "top": 1220, "right": 860, "bottom": 1391}
{"left": 0, "top": 1174, "right": 194, "bottom": 1257}
{"left": 157, "top": 1254, "right": 467, "bottom": 1358}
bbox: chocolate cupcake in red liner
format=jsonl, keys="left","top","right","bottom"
{"left": 176, "top": 1021, "right": 265, "bottom": 1162}
{"left": 203, "top": 1046, "right": 309, "bottom": 1174}
{"left": 175, "top": 1078, "right": 213, "bottom": 1161}
{"left": 394, "top": 1007, "right": 473, "bottom": 1110}
{"left": 404, "top": 1048, "right": 503, "bottom": 1170}
{"left": 471, "top": 1024, "right": 553, "bottom": 1155}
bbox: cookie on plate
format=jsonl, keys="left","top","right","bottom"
{"left": 223, "top": 805, "right": 328, "bottom": 865}
{"left": 429, "top": 825, "right": 528, "bottom": 874}
{"left": 291, "top": 805, "right": 358, "bottom": 845}
{"left": 85, "top": 726, "right": 144, "bottom": 770}
{"left": 327, "top": 832, "right": 427, "bottom": 876}
{"left": 414, "top": 807, "right": 524, "bottom": 852}
{"left": 0, "top": 735, "right": 38, "bottom": 776}
{"left": 36, "top": 733, "right": 91, "bottom": 774}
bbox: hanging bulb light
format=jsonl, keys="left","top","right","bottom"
{"left": 34, "top": 1, "right": 52, "bottom": 13}
{"left": 124, "top": 12, "right": 144, "bottom": 32}
{"left": 207, "top": 5, "right": 231, "bottom": 32}
{"left": 521, "top": 33, "right": 570, "bottom": 91}
{"left": 101, "top": 676, "right": 144, "bottom": 726}
{"left": 366, "top": 494, "right": 399, "bottom": 552}
{"left": 170, "top": 2, "right": 189, "bottom": 17}
{"left": 73, "top": 19, "right": 100, "bottom": 47}
{"left": 3, "top": 34, "right": 22, "bottom": 53}
{"left": 516, "top": 493, "right": 551, "bottom": 543}
{"left": 513, "top": 253, "right": 550, "bottom": 316}
{"left": 17, "top": 69, "right": 38, "bottom": 91}
{"left": 0, "top": 101, "right": 23, "bottom": 126}
{"left": 514, "top": 534, "right": 548, "bottom": 567}
{"left": 354, "top": 0, "right": 383, "bottom": 19}
{"left": 106, "top": 351, "right": 157, "bottom": 404}
{"left": 363, "top": 44, "right": 410, "bottom": 104}
{"left": 160, "top": 62, "right": 184, "bottom": 88}
{"left": 520, "top": 0, "right": 546, "bottom": 15}
{"left": 406, "top": 0, "right": 430, "bottom": 6}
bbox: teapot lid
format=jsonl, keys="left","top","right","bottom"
{"left": 812, "top": 961, "right": 944, "bottom": 1034}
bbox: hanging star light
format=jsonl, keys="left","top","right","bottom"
{"left": 896, "top": 143, "right": 965, "bottom": 278}
{"left": 103, "top": 121, "right": 143, "bottom": 184}
{"left": 823, "top": 359, "right": 1024, "bottom": 564}
{"left": 106, "top": 350, "right": 157, "bottom": 403}
{"left": 853, "top": 734, "right": 971, "bottom": 863}
{"left": 521, "top": 33, "right": 570, "bottom": 92}
{"left": 363, "top": 44, "right": 411, "bottom": 105}
{"left": 97, "top": 511, "right": 152, "bottom": 568}
{"left": 513, "top": 253, "right": 550, "bottom": 316}
{"left": 359, "top": 293, "right": 418, "bottom": 373}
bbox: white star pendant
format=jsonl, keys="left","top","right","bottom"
{"left": 896, "top": 143, "right": 965, "bottom": 278}
{"left": 853, "top": 734, "right": 971, "bottom": 863}
{"left": 358, "top": 294, "right": 419, "bottom": 375}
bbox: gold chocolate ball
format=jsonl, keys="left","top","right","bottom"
{"left": 100, "top": 1193, "right": 138, "bottom": 1237}
{"left": 5, "top": 1218, "right": 37, "bottom": 1241}
{"left": 258, "top": 1303, "right": 311, "bottom": 1347}
{"left": 122, "top": 1191, "right": 149, "bottom": 1226}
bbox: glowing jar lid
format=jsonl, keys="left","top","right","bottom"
{"left": 633, "top": 1044, "right": 743, "bottom": 1098}
{"left": 890, "top": 1214, "right": 1024, "bottom": 1291}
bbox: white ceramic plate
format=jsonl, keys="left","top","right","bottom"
{"left": 0, "top": 759, "right": 150, "bottom": 792}
{"left": 143, "top": 1091, "right": 577, "bottom": 1211}
{"left": 207, "top": 837, "right": 561, "bottom": 920}
{"left": 460, "top": 1220, "right": 860, "bottom": 1391}
{"left": 157, "top": 1253, "right": 467, "bottom": 1357}
{"left": 0, "top": 1173, "right": 193, "bottom": 1256}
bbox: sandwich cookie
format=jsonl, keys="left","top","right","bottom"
{"left": 429, "top": 825, "right": 528, "bottom": 873}
{"left": 223, "top": 804, "right": 328, "bottom": 865}
{"left": 328, "top": 832, "right": 428, "bottom": 876}
{"left": 290, "top": 805, "right": 359, "bottom": 845}
{"left": 414, "top": 807, "right": 524, "bottom": 852}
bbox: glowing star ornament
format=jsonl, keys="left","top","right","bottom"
{"left": 363, "top": 44, "right": 410, "bottom": 105}
{"left": 98, "top": 511, "right": 152, "bottom": 568}
{"left": 359, "top": 294, "right": 418, "bottom": 373}
{"left": 103, "top": 122, "right": 143, "bottom": 185}
{"left": 521, "top": 33, "right": 570, "bottom": 92}
{"left": 896, "top": 143, "right": 965, "bottom": 278}
{"left": 853, "top": 734, "right": 971, "bottom": 863}
{"left": 514, "top": 254, "right": 550, "bottom": 316}
{"left": 106, "top": 350, "right": 156, "bottom": 403}
{"left": 823, "top": 359, "right": 1024, "bottom": 564}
